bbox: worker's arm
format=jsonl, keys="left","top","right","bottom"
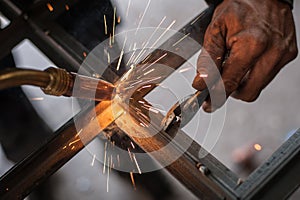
{"left": 193, "top": 0, "right": 298, "bottom": 112}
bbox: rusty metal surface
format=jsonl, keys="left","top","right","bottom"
{"left": 0, "top": 101, "right": 123, "bottom": 199}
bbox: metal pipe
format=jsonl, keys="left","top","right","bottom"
{"left": 0, "top": 68, "right": 50, "bottom": 90}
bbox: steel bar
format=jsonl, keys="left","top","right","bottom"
{"left": 235, "top": 129, "right": 300, "bottom": 200}
{"left": 0, "top": 101, "right": 123, "bottom": 199}
{"left": 0, "top": 0, "right": 22, "bottom": 20}
{"left": 114, "top": 97, "right": 238, "bottom": 199}
{"left": 0, "top": 18, "right": 30, "bottom": 61}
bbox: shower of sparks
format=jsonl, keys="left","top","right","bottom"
{"left": 132, "top": 16, "right": 166, "bottom": 64}
{"left": 104, "top": 49, "right": 111, "bottom": 64}
{"left": 135, "top": 0, "right": 151, "bottom": 35}
{"left": 91, "top": 154, "right": 96, "bottom": 166}
{"left": 120, "top": 64, "right": 135, "bottom": 82}
{"left": 92, "top": 73, "right": 101, "bottom": 79}
{"left": 142, "top": 53, "right": 152, "bottom": 64}
{"left": 110, "top": 155, "right": 113, "bottom": 171}
{"left": 126, "top": 52, "right": 136, "bottom": 66}
{"left": 117, "top": 154, "right": 120, "bottom": 167}
{"left": 126, "top": 42, "right": 138, "bottom": 66}
{"left": 139, "top": 123, "right": 146, "bottom": 127}
{"left": 109, "top": 34, "right": 112, "bottom": 47}
{"left": 141, "top": 76, "right": 162, "bottom": 85}
{"left": 90, "top": 116, "right": 95, "bottom": 122}
{"left": 143, "top": 68, "right": 155, "bottom": 76}
{"left": 75, "top": 128, "right": 83, "bottom": 137}
{"left": 149, "top": 20, "right": 176, "bottom": 50}
{"left": 199, "top": 74, "right": 208, "bottom": 78}
{"left": 130, "top": 142, "right": 135, "bottom": 149}
{"left": 103, "top": 142, "right": 108, "bottom": 174}
{"left": 141, "top": 105, "right": 151, "bottom": 111}
{"left": 254, "top": 143, "right": 262, "bottom": 151}
{"left": 128, "top": 43, "right": 133, "bottom": 51}
{"left": 127, "top": 79, "right": 143, "bottom": 88}
{"left": 149, "top": 107, "right": 160, "bottom": 114}
{"left": 137, "top": 111, "right": 150, "bottom": 124}
{"left": 128, "top": 148, "right": 133, "bottom": 161}
{"left": 69, "top": 138, "right": 80, "bottom": 146}
{"left": 116, "top": 37, "right": 127, "bottom": 71}
{"left": 190, "top": 14, "right": 202, "bottom": 25}
{"left": 149, "top": 16, "right": 166, "bottom": 40}
{"left": 63, "top": 146, "right": 67, "bottom": 150}
{"left": 172, "top": 33, "right": 190, "bottom": 47}
{"left": 71, "top": 146, "right": 75, "bottom": 150}
{"left": 30, "top": 97, "right": 44, "bottom": 101}
{"left": 141, "top": 85, "right": 152, "bottom": 89}
{"left": 133, "top": 49, "right": 147, "bottom": 64}
{"left": 179, "top": 67, "right": 192, "bottom": 73}
{"left": 132, "top": 154, "right": 142, "bottom": 174}
{"left": 65, "top": 5, "right": 69, "bottom": 11}
{"left": 117, "top": 50, "right": 124, "bottom": 71}
{"left": 142, "top": 53, "right": 167, "bottom": 72}
{"left": 104, "top": 15, "right": 108, "bottom": 35}
{"left": 130, "top": 172, "right": 136, "bottom": 190}
{"left": 112, "top": 7, "right": 116, "bottom": 43}
{"left": 126, "top": 0, "right": 131, "bottom": 17}
{"left": 107, "top": 157, "right": 110, "bottom": 193}
{"left": 46, "top": 3, "right": 54, "bottom": 12}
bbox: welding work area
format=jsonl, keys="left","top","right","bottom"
{"left": 0, "top": 0, "right": 300, "bottom": 199}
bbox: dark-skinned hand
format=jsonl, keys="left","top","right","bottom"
{"left": 192, "top": 0, "right": 298, "bottom": 112}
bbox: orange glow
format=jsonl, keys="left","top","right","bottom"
{"left": 130, "top": 172, "right": 136, "bottom": 190}
{"left": 254, "top": 143, "right": 262, "bottom": 151}
{"left": 47, "top": 3, "right": 54, "bottom": 12}
{"left": 65, "top": 5, "right": 70, "bottom": 11}
{"left": 199, "top": 74, "right": 208, "bottom": 78}
{"left": 30, "top": 97, "right": 44, "bottom": 101}
{"left": 83, "top": 52, "right": 87, "bottom": 57}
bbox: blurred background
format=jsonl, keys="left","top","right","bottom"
{"left": 0, "top": 0, "right": 300, "bottom": 199}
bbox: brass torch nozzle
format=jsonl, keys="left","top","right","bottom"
{"left": 43, "top": 67, "right": 115, "bottom": 101}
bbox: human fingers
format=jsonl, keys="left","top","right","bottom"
{"left": 192, "top": 18, "right": 226, "bottom": 91}
{"left": 202, "top": 30, "right": 268, "bottom": 112}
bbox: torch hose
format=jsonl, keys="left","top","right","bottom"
{"left": 0, "top": 67, "right": 115, "bottom": 101}
{"left": 0, "top": 68, "right": 50, "bottom": 90}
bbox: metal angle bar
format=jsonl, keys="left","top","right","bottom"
{"left": 35, "top": 20, "right": 91, "bottom": 72}
{"left": 235, "top": 129, "right": 300, "bottom": 199}
{"left": 26, "top": 21, "right": 83, "bottom": 72}
{"left": 0, "top": 101, "right": 123, "bottom": 199}
{"left": 0, "top": 0, "right": 22, "bottom": 20}
{"left": 0, "top": 18, "right": 29, "bottom": 60}
{"left": 114, "top": 103, "right": 238, "bottom": 199}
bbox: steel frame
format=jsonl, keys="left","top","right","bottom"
{"left": 0, "top": 0, "right": 299, "bottom": 199}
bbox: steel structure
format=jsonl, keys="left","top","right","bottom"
{"left": 0, "top": 0, "right": 299, "bottom": 199}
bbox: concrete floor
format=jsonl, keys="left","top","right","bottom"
{"left": 1, "top": 0, "right": 300, "bottom": 199}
